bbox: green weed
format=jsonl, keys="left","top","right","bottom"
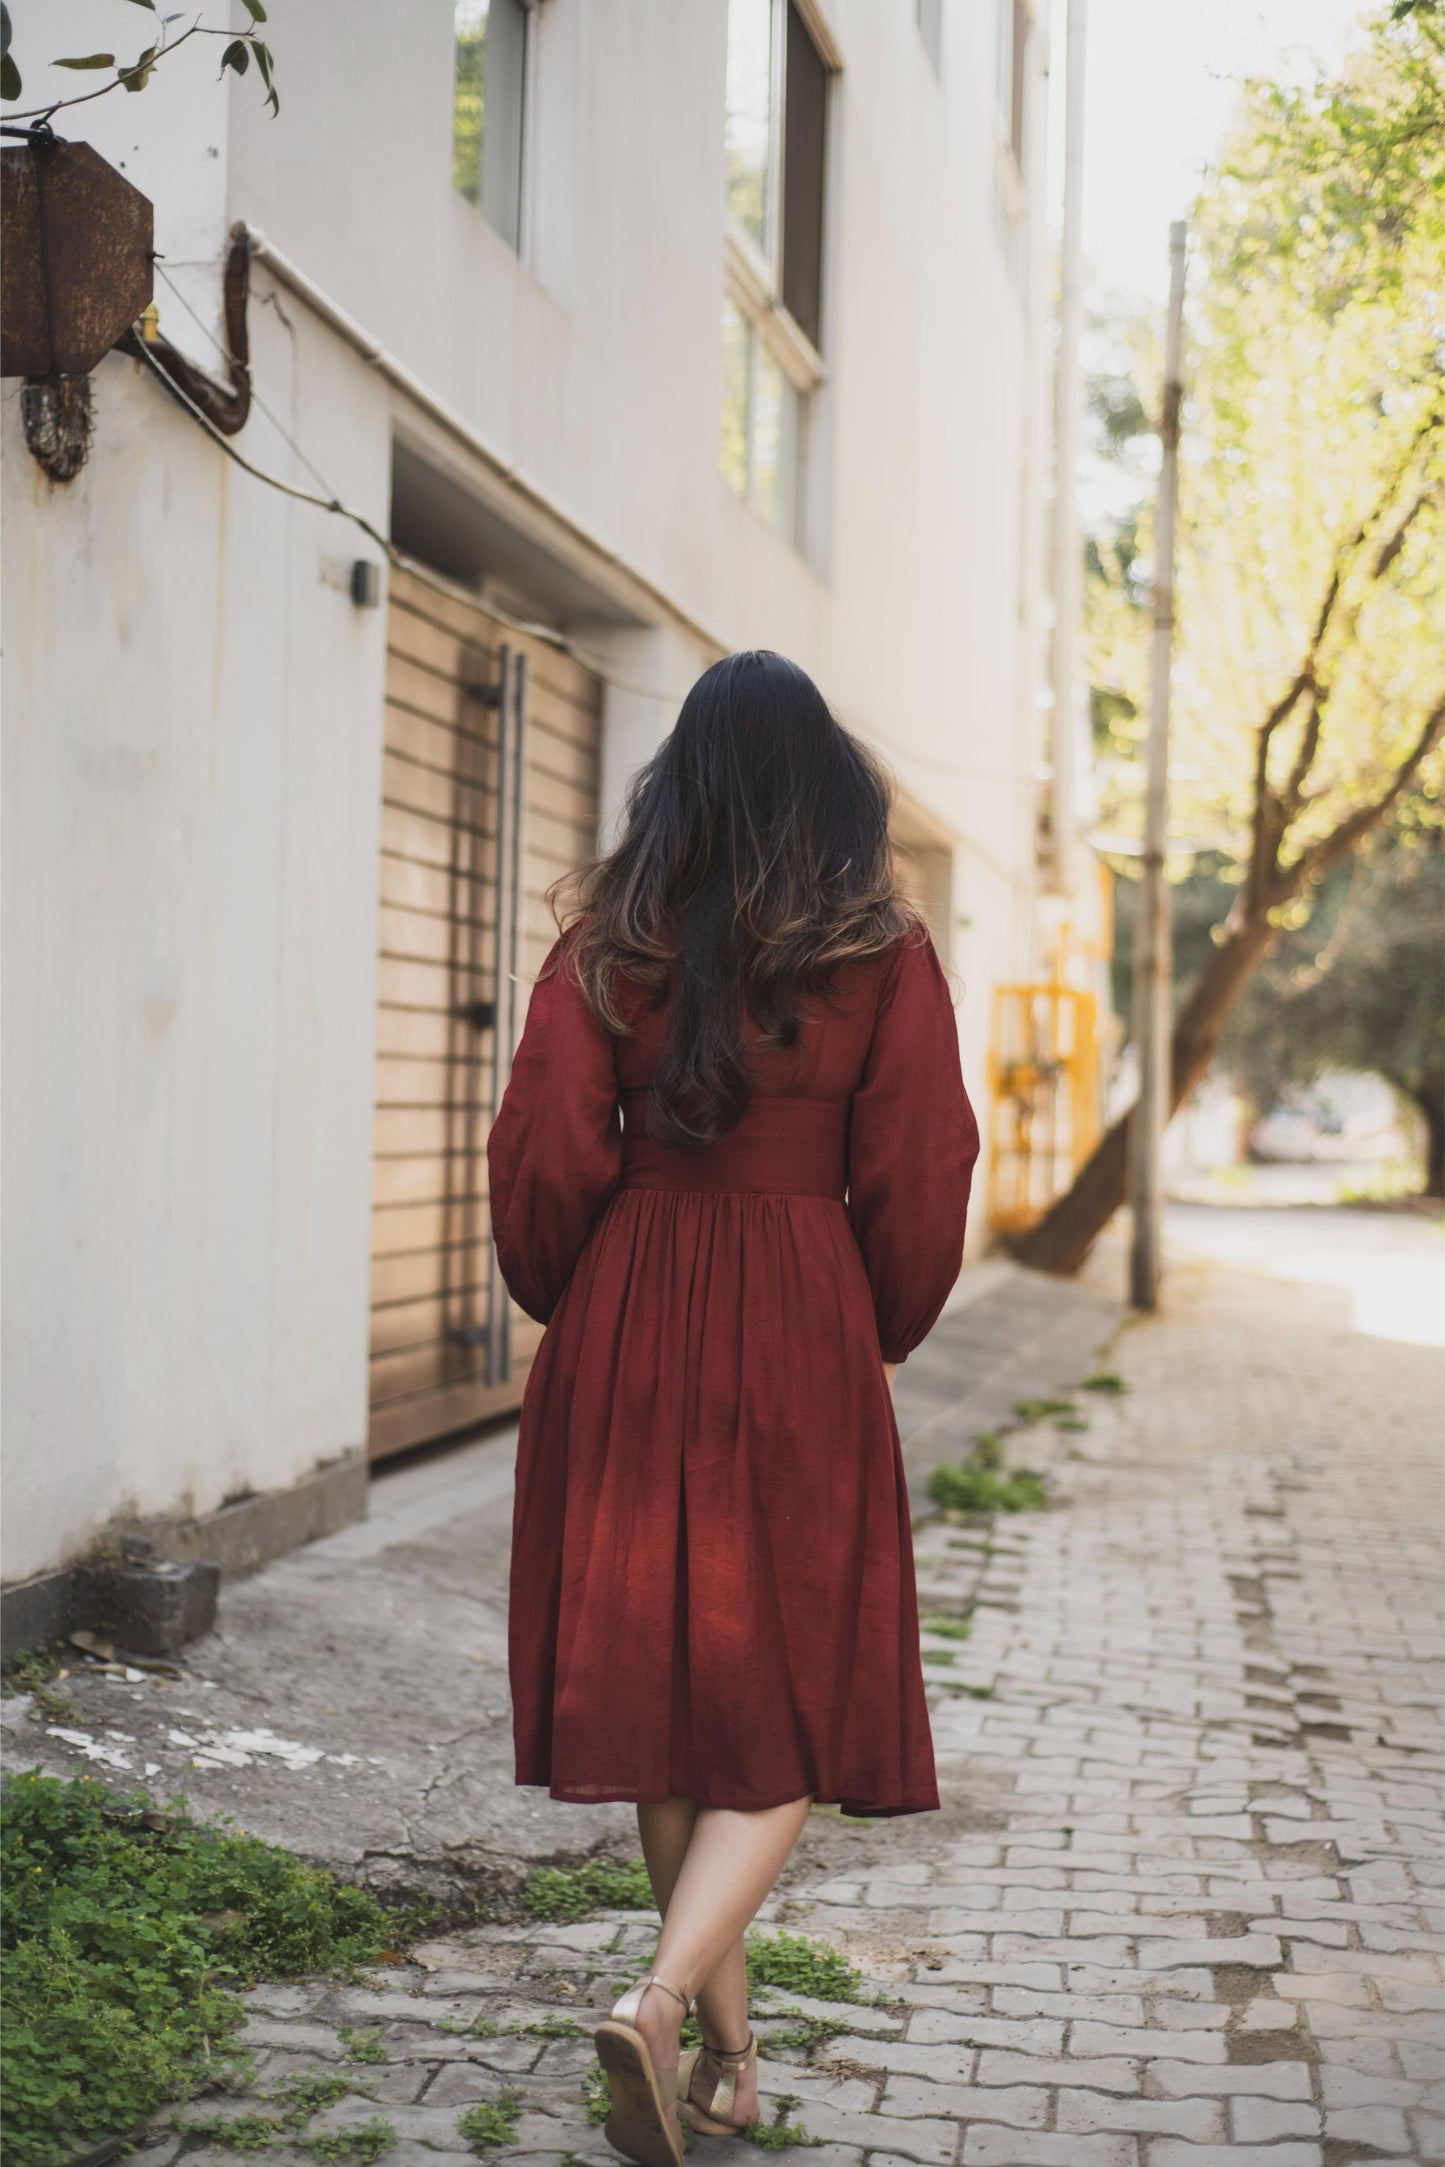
{"left": 1, "top": 1771, "right": 399, "bottom": 2167}
{"left": 1082, "top": 1372, "right": 1126, "bottom": 1394}
{"left": 919, "top": 1612, "right": 973, "bottom": 1640}
{"left": 519, "top": 1856, "right": 655, "bottom": 1923}
{"left": 521, "top": 2013, "right": 588, "bottom": 2039}
{"left": 583, "top": 2068, "right": 611, "bottom": 2125}
{"left": 928, "top": 1463, "right": 1048, "bottom": 1514}
{"left": 458, "top": 2095, "right": 521, "bottom": 2152}
{"left": 1013, "top": 1397, "right": 1077, "bottom": 1422}
{"left": 1, "top": 1645, "right": 65, "bottom": 1697}
{"left": 760, "top": 2009, "right": 852, "bottom": 2059}
{"left": 745, "top": 2095, "right": 822, "bottom": 2149}
{"left": 745, "top": 1930, "right": 872, "bottom": 2005}
{"left": 338, "top": 2026, "right": 389, "bottom": 2065}
{"left": 274, "top": 2073, "right": 355, "bottom": 2119}
{"left": 300, "top": 2120, "right": 396, "bottom": 2163}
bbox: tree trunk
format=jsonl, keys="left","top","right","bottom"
{"left": 1008, "top": 915, "right": 1280, "bottom": 1274}
{"left": 1407, "top": 1072, "right": 1445, "bottom": 1200}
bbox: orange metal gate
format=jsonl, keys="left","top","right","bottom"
{"left": 987, "top": 978, "right": 1102, "bottom": 1233}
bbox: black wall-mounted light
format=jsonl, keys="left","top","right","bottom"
{"left": 350, "top": 559, "right": 383, "bottom": 608}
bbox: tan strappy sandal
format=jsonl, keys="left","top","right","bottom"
{"left": 593, "top": 1973, "right": 694, "bottom": 2167}
{"left": 677, "top": 2029, "right": 758, "bottom": 2136}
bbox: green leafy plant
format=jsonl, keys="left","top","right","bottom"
{"left": 1082, "top": 1372, "right": 1127, "bottom": 1394}
{"left": 582, "top": 2068, "right": 611, "bottom": 2125}
{"left": 338, "top": 2027, "right": 389, "bottom": 2065}
{"left": 518, "top": 1856, "right": 655, "bottom": 1923}
{"left": 2, "top": 1, "right": 279, "bottom": 119}
{"left": 300, "top": 2121, "right": 396, "bottom": 2163}
{"left": 745, "top": 1930, "right": 872, "bottom": 2005}
{"left": 928, "top": 1463, "right": 1048, "bottom": 1514}
{"left": 458, "top": 2094, "right": 522, "bottom": 2152}
{"left": 1, "top": 1644, "right": 64, "bottom": 1697}
{"left": 759, "top": 2009, "right": 853, "bottom": 2059}
{"left": 745, "top": 2095, "right": 823, "bottom": 2149}
{"left": 1, "top": 1771, "right": 399, "bottom": 2167}
{"left": 1013, "top": 1397, "right": 1077, "bottom": 1422}
{"left": 521, "top": 2013, "right": 588, "bottom": 2039}
{"left": 919, "top": 1612, "right": 973, "bottom": 1641}
{"left": 274, "top": 2073, "right": 355, "bottom": 2120}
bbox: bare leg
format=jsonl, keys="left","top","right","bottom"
{"left": 636, "top": 1799, "right": 756, "bottom": 2117}
{"left": 629, "top": 1794, "right": 812, "bottom": 2120}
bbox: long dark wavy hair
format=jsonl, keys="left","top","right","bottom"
{"left": 549, "top": 650, "right": 922, "bottom": 1147}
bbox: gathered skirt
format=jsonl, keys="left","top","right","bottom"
{"left": 508, "top": 1182, "right": 941, "bottom": 1819}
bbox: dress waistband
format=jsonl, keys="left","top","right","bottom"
{"left": 618, "top": 1091, "right": 848, "bottom": 1199}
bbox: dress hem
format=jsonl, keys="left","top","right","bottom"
{"left": 514, "top": 1775, "right": 940, "bottom": 1820}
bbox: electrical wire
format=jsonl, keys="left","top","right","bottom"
{"left": 129, "top": 332, "right": 396, "bottom": 560}
{"left": 152, "top": 256, "right": 353, "bottom": 506}
{"left": 134, "top": 263, "right": 1046, "bottom": 796}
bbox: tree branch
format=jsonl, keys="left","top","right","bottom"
{"left": 1271, "top": 689, "right": 1445, "bottom": 903}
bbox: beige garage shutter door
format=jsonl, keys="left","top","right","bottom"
{"left": 369, "top": 562, "right": 602, "bottom": 1459}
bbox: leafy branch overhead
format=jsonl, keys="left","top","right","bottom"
{"left": 2, "top": 1, "right": 278, "bottom": 118}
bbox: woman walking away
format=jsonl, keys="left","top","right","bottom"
{"left": 487, "top": 650, "right": 979, "bottom": 2166}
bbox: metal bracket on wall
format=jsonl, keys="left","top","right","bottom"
{"left": 483, "top": 643, "right": 529, "bottom": 1387}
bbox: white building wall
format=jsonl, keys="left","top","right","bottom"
{"left": 1, "top": 317, "right": 391, "bottom": 1583}
{"left": 3, "top": 0, "right": 1049, "bottom": 1583}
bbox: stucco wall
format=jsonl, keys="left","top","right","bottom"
{"left": 1, "top": 310, "right": 391, "bottom": 1582}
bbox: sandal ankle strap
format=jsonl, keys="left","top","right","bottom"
{"left": 646, "top": 1972, "right": 695, "bottom": 2014}
{"left": 700, "top": 2028, "right": 756, "bottom": 2067}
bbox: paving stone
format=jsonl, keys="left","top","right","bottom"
{"left": 880, "top": 2075, "right": 1047, "bottom": 2126}
{"left": 1055, "top": 2090, "right": 1226, "bottom": 2141}
{"left": 963, "top": 2132, "right": 1137, "bottom": 2166}
{"left": 1148, "top": 2059, "right": 1314, "bottom": 2100}
{"left": 1324, "top": 2104, "right": 1414, "bottom": 2152}
{"left": 1069, "top": 2023, "right": 1226, "bottom": 2064}
{"left": 1146, "top": 2146, "right": 1323, "bottom": 2167}
{"left": 1229, "top": 2096, "right": 1322, "bottom": 2140}
{"left": 975, "top": 2049, "right": 1138, "bottom": 2093}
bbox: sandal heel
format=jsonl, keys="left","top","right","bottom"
{"left": 593, "top": 1974, "right": 694, "bottom": 2167}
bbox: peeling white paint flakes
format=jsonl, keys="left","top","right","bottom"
{"left": 45, "top": 1727, "right": 133, "bottom": 1771}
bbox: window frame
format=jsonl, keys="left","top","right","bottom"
{"left": 720, "top": 0, "right": 837, "bottom": 548}
{"left": 996, "top": 0, "right": 1032, "bottom": 173}
{"left": 916, "top": 0, "right": 943, "bottom": 78}
{"left": 452, "top": 0, "right": 536, "bottom": 254}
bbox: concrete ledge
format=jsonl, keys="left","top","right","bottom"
{"left": 160, "top": 1452, "right": 371, "bottom": 1580}
{"left": 0, "top": 1451, "right": 369, "bottom": 1660}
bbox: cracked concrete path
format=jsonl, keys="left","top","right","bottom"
{"left": 8, "top": 1217, "right": 1443, "bottom": 2165}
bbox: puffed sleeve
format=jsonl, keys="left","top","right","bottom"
{"left": 486, "top": 934, "right": 622, "bottom": 1324}
{"left": 847, "top": 932, "right": 980, "bottom": 1363}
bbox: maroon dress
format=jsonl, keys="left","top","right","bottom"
{"left": 487, "top": 926, "right": 979, "bottom": 1818}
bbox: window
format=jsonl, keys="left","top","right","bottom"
{"left": 916, "top": 0, "right": 942, "bottom": 77}
{"left": 720, "top": 299, "right": 801, "bottom": 540}
{"left": 453, "top": 0, "right": 529, "bottom": 249}
{"left": 720, "top": 0, "right": 832, "bottom": 548}
{"left": 996, "top": 0, "right": 1029, "bottom": 166}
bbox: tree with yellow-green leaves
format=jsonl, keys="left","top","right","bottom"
{"left": 1017, "top": 1, "right": 1445, "bottom": 1271}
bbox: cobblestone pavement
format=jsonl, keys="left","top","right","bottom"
{"left": 119, "top": 1230, "right": 1445, "bottom": 2163}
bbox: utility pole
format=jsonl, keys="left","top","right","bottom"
{"left": 1047, "top": 0, "right": 1088, "bottom": 901}
{"left": 1129, "top": 220, "right": 1187, "bottom": 1312}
